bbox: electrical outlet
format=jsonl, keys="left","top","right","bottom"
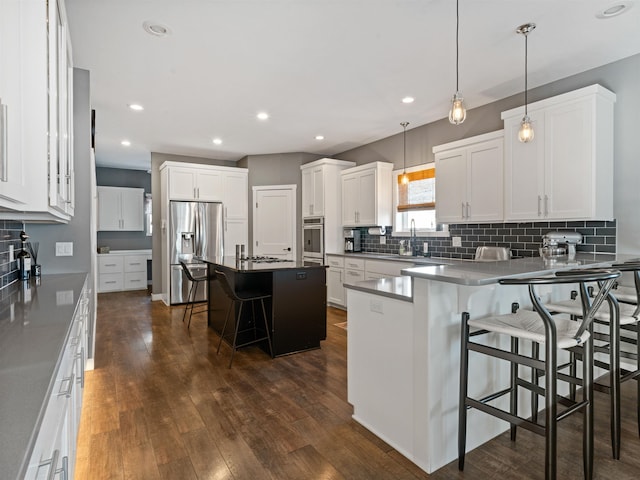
{"left": 55, "top": 242, "right": 74, "bottom": 256}
{"left": 370, "top": 299, "right": 383, "bottom": 314}
{"left": 452, "top": 236, "right": 462, "bottom": 247}
{"left": 9, "top": 245, "right": 14, "bottom": 262}
{"left": 380, "top": 236, "right": 386, "bottom": 245}
{"left": 423, "top": 242, "right": 428, "bottom": 253}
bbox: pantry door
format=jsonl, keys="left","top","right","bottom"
{"left": 252, "top": 185, "right": 296, "bottom": 260}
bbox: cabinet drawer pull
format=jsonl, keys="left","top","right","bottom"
{"left": 129, "top": 279, "right": 141, "bottom": 283}
{"left": 104, "top": 263, "right": 117, "bottom": 267}
{"left": 537, "top": 195, "right": 542, "bottom": 216}
{"left": 128, "top": 262, "right": 141, "bottom": 265}
{"left": 105, "top": 281, "right": 117, "bottom": 284}
{"left": 58, "top": 374, "right": 74, "bottom": 398}
{"left": 39, "top": 449, "right": 60, "bottom": 480}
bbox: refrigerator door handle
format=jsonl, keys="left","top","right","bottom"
{"left": 194, "top": 204, "right": 201, "bottom": 256}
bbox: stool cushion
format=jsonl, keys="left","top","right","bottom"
{"left": 468, "top": 310, "right": 590, "bottom": 349}
{"left": 545, "top": 299, "right": 638, "bottom": 326}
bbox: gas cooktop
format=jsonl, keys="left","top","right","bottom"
{"left": 241, "top": 256, "right": 292, "bottom": 263}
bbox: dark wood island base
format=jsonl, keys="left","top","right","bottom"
{"left": 202, "top": 256, "right": 327, "bottom": 357}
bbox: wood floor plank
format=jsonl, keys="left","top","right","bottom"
{"left": 181, "top": 428, "right": 233, "bottom": 480}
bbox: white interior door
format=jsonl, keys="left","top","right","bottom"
{"left": 253, "top": 185, "right": 296, "bottom": 259}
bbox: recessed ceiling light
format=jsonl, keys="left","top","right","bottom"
{"left": 128, "top": 104, "right": 144, "bottom": 111}
{"left": 315, "top": 135, "right": 325, "bottom": 141}
{"left": 402, "top": 96, "right": 415, "bottom": 104}
{"left": 256, "top": 112, "right": 269, "bottom": 120}
{"left": 121, "top": 140, "right": 131, "bottom": 146}
{"left": 143, "top": 21, "right": 171, "bottom": 36}
{"left": 212, "top": 138, "right": 222, "bottom": 145}
{"left": 596, "top": 1, "right": 633, "bottom": 18}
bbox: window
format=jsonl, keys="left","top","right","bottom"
{"left": 392, "top": 164, "right": 439, "bottom": 234}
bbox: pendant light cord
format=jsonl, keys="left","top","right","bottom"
{"left": 524, "top": 32, "right": 528, "bottom": 115}
{"left": 455, "top": 0, "right": 460, "bottom": 92}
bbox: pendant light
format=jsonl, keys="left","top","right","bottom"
{"left": 517, "top": 23, "right": 536, "bottom": 143}
{"left": 400, "top": 122, "right": 409, "bottom": 185}
{"left": 448, "top": 0, "right": 466, "bottom": 125}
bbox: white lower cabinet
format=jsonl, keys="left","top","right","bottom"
{"left": 98, "top": 250, "right": 151, "bottom": 292}
{"left": 327, "top": 255, "right": 411, "bottom": 309}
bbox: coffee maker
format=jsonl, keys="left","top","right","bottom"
{"left": 344, "top": 229, "right": 361, "bottom": 252}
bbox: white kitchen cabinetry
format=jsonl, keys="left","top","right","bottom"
{"left": 502, "top": 84, "right": 615, "bottom": 221}
{"left": 301, "top": 164, "right": 325, "bottom": 217}
{"left": 166, "top": 165, "right": 223, "bottom": 201}
{"left": 434, "top": 130, "right": 504, "bottom": 224}
{"left": 341, "top": 162, "right": 393, "bottom": 227}
{"left": 97, "top": 186, "right": 144, "bottom": 231}
{"left": 327, "top": 255, "right": 346, "bottom": 307}
{"left": 98, "top": 250, "right": 151, "bottom": 293}
{"left": 364, "top": 259, "right": 408, "bottom": 281}
{"left": 301, "top": 158, "right": 355, "bottom": 257}
{"left": 0, "top": 0, "right": 74, "bottom": 222}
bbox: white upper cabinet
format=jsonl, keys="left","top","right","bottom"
{"left": 97, "top": 186, "right": 144, "bottom": 231}
{"left": 341, "top": 162, "right": 393, "bottom": 227}
{"left": 434, "top": 131, "right": 504, "bottom": 224}
{"left": 166, "top": 165, "right": 223, "bottom": 201}
{"left": 502, "top": 84, "right": 615, "bottom": 222}
{"left": 0, "top": 0, "right": 74, "bottom": 222}
{"left": 301, "top": 165, "right": 325, "bottom": 217}
{"left": 0, "top": 0, "right": 27, "bottom": 205}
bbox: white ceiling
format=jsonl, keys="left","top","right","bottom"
{"left": 65, "top": 0, "right": 640, "bottom": 171}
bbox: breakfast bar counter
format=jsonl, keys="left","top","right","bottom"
{"left": 345, "top": 253, "right": 635, "bottom": 474}
{"left": 199, "top": 256, "right": 327, "bottom": 356}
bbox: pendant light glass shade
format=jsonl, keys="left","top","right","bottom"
{"left": 517, "top": 23, "right": 536, "bottom": 143}
{"left": 401, "top": 122, "right": 409, "bottom": 185}
{"left": 449, "top": 92, "right": 466, "bottom": 125}
{"left": 448, "top": 0, "right": 466, "bottom": 125}
{"left": 518, "top": 115, "right": 534, "bottom": 142}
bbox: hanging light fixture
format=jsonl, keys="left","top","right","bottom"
{"left": 448, "top": 0, "right": 466, "bottom": 125}
{"left": 401, "top": 122, "right": 409, "bottom": 185}
{"left": 517, "top": 23, "right": 536, "bottom": 143}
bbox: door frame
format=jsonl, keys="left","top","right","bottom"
{"left": 252, "top": 184, "right": 297, "bottom": 258}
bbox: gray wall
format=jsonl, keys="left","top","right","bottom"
{"left": 96, "top": 167, "right": 152, "bottom": 251}
{"left": 26, "top": 68, "right": 93, "bottom": 274}
{"left": 149, "top": 152, "right": 235, "bottom": 295}
{"left": 337, "top": 54, "right": 640, "bottom": 255}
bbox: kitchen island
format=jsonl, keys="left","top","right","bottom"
{"left": 345, "top": 253, "right": 633, "bottom": 474}
{"left": 199, "top": 256, "right": 327, "bottom": 356}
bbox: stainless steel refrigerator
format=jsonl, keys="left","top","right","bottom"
{"left": 169, "top": 201, "right": 224, "bottom": 305}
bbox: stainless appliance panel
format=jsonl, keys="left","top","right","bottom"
{"left": 169, "top": 201, "right": 223, "bottom": 304}
{"left": 171, "top": 264, "right": 208, "bottom": 304}
{"left": 303, "top": 217, "right": 324, "bottom": 259}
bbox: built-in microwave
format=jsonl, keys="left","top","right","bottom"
{"left": 303, "top": 217, "right": 324, "bottom": 259}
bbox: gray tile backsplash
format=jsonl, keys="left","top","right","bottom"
{"left": 0, "top": 221, "right": 23, "bottom": 292}
{"left": 360, "top": 220, "right": 617, "bottom": 260}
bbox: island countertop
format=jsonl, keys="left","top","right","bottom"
{"left": 197, "top": 255, "right": 327, "bottom": 272}
{"left": 401, "top": 252, "right": 636, "bottom": 286}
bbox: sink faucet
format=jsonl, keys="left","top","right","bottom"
{"left": 410, "top": 219, "right": 417, "bottom": 256}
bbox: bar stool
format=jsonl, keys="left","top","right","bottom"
{"left": 458, "top": 269, "right": 619, "bottom": 480}
{"left": 214, "top": 269, "right": 274, "bottom": 368}
{"left": 544, "top": 261, "right": 640, "bottom": 459}
{"left": 179, "top": 261, "right": 208, "bottom": 329}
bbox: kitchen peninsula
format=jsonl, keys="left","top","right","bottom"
{"left": 345, "top": 253, "right": 633, "bottom": 474}
{"left": 199, "top": 256, "right": 327, "bottom": 356}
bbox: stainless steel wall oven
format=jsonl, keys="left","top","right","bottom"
{"left": 303, "top": 217, "right": 324, "bottom": 260}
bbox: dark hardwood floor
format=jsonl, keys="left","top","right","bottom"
{"left": 76, "top": 290, "right": 640, "bottom": 479}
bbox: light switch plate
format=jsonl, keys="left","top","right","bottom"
{"left": 380, "top": 236, "right": 386, "bottom": 245}
{"left": 452, "top": 237, "right": 462, "bottom": 247}
{"left": 370, "top": 299, "right": 383, "bottom": 314}
{"left": 423, "top": 242, "right": 428, "bottom": 253}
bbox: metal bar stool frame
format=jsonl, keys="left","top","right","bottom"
{"left": 545, "top": 261, "right": 640, "bottom": 459}
{"left": 179, "top": 261, "right": 208, "bottom": 329}
{"left": 458, "top": 269, "right": 619, "bottom": 480}
{"left": 214, "top": 269, "right": 274, "bottom": 368}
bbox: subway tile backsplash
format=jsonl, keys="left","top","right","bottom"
{"left": 0, "top": 221, "right": 23, "bottom": 292}
{"left": 360, "top": 220, "right": 617, "bottom": 260}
